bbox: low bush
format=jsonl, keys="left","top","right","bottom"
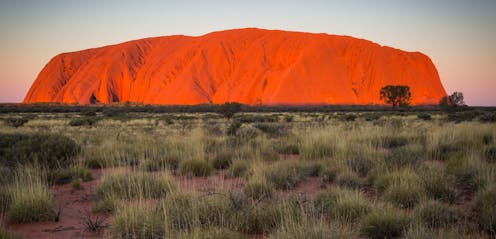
{"left": 69, "top": 117, "right": 99, "bottom": 126}
{"left": 235, "top": 201, "right": 299, "bottom": 234}
{"left": 473, "top": 186, "right": 496, "bottom": 234}
{"left": 314, "top": 188, "right": 370, "bottom": 223}
{"left": 234, "top": 114, "right": 279, "bottom": 123}
{"left": 384, "top": 145, "right": 425, "bottom": 169}
{"left": 274, "top": 141, "right": 299, "bottom": 155}
{"left": 374, "top": 168, "right": 422, "bottom": 194}
{"left": 300, "top": 140, "right": 336, "bottom": 160}
{"left": 319, "top": 165, "right": 341, "bottom": 183}
{"left": 482, "top": 134, "right": 493, "bottom": 145}
{"left": 0, "top": 133, "right": 79, "bottom": 169}
{"left": 162, "top": 193, "right": 197, "bottom": 230}
{"left": 253, "top": 122, "right": 288, "bottom": 137}
{"left": 417, "top": 113, "right": 432, "bottom": 120}
{"left": 226, "top": 160, "right": 249, "bottom": 178}
{"left": 421, "top": 168, "right": 457, "bottom": 203}
{"left": 362, "top": 113, "right": 381, "bottom": 121}
{"left": 374, "top": 135, "right": 409, "bottom": 149}
{"left": 445, "top": 158, "right": 482, "bottom": 192}
{"left": 416, "top": 200, "right": 462, "bottom": 228}
{"left": 479, "top": 112, "right": 496, "bottom": 122}
{"left": 265, "top": 161, "right": 304, "bottom": 190}
{"left": 111, "top": 203, "right": 165, "bottom": 239}
{"left": 8, "top": 169, "right": 55, "bottom": 223}
{"left": 360, "top": 206, "right": 411, "bottom": 239}
{"left": 211, "top": 151, "right": 233, "bottom": 169}
{"left": 226, "top": 120, "right": 242, "bottom": 136}
{"left": 335, "top": 170, "right": 363, "bottom": 189}
{"left": 435, "top": 142, "right": 466, "bottom": 161}
{"left": 375, "top": 169, "right": 425, "bottom": 208}
{"left": 52, "top": 165, "right": 93, "bottom": 184}
{"left": 347, "top": 156, "right": 374, "bottom": 177}
{"left": 3, "top": 117, "right": 28, "bottom": 128}
{"left": 244, "top": 177, "right": 274, "bottom": 200}
{"left": 485, "top": 146, "right": 496, "bottom": 163}
{"left": 179, "top": 158, "right": 213, "bottom": 177}
{"left": 341, "top": 114, "right": 357, "bottom": 121}
{"left": 96, "top": 172, "right": 174, "bottom": 200}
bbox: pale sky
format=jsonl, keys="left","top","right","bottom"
{"left": 1, "top": 0, "right": 495, "bottom": 105}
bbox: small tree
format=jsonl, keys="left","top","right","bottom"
{"left": 380, "top": 85, "right": 412, "bottom": 107}
{"left": 440, "top": 92, "right": 466, "bottom": 108}
{"left": 218, "top": 102, "right": 242, "bottom": 119}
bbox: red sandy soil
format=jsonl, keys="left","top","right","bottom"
{"left": 24, "top": 28, "right": 446, "bottom": 105}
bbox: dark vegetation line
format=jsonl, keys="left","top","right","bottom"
{"left": 0, "top": 103, "right": 494, "bottom": 114}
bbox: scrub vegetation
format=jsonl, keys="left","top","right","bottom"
{"left": 0, "top": 105, "right": 495, "bottom": 238}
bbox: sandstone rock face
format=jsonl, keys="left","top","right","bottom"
{"left": 24, "top": 28, "right": 446, "bottom": 105}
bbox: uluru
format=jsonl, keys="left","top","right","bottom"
{"left": 23, "top": 28, "right": 446, "bottom": 105}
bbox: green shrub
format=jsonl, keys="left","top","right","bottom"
{"left": 314, "top": 188, "right": 370, "bottom": 222}
{"left": 218, "top": 102, "right": 242, "bottom": 119}
{"left": 473, "top": 187, "right": 496, "bottom": 234}
{"left": 347, "top": 156, "right": 374, "bottom": 177}
{"left": 8, "top": 169, "right": 54, "bottom": 223}
{"left": 162, "top": 193, "right": 197, "bottom": 230}
{"left": 384, "top": 179, "right": 425, "bottom": 208}
{"left": 253, "top": 122, "right": 287, "bottom": 137}
{"left": 417, "top": 113, "right": 432, "bottom": 120}
{"left": 360, "top": 207, "right": 411, "bottom": 239}
{"left": 235, "top": 201, "right": 298, "bottom": 234}
{"left": 479, "top": 112, "right": 496, "bottom": 122}
{"left": 482, "top": 134, "right": 493, "bottom": 145}
{"left": 112, "top": 203, "right": 165, "bottom": 239}
{"left": 211, "top": 151, "right": 233, "bottom": 169}
{"left": 96, "top": 172, "right": 174, "bottom": 200}
{"left": 342, "top": 114, "right": 357, "bottom": 121}
{"left": 0, "top": 133, "right": 79, "bottom": 169}
{"left": 274, "top": 142, "right": 299, "bottom": 155}
{"left": 373, "top": 168, "right": 421, "bottom": 194}
{"left": 416, "top": 200, "right": 462, "bottom": 228}
{"left": 265, "top": 161, "right": 304, "bottom": 190}
{"left": 69, "top": 117, "right": 99, "bottom": 126}
{"left": 3, "top": 117, "right": 28, "bottom": 128}
{"left": 93, "top": 195, "right": 120, "bottom": 213}
{"left": 335, "top": 170, "right": 363, "bottom": 189}
{"left": 234, "top": 114, "right": 278, "bottom": 123}
{"left": 485, "top": 146, "right": 496, "bottom": 163}
{"left": 179, "top": 158, "right": 213, "bottom": 177}
{"left": 244, "top": 177, "right": 273, "bottom": 200}
{"left": 374, "top": 136, "right": 409, "bottom": 149}
{"left": 227, "top": 120, "right": 242, "bottom": 136}
{"left": 435, "top": 142, "right": 465, "bottom": 161}
{"left": 319, "top": 165, "right": 341, "bottom": 183}
{"left": 226, "top": 160, "right": 249, "bottom": 178}
{"left": 197, "top": 194, "right": 233, "bottom": 228}
{"left": 421, "top": 168, "right": 457, "bottom": 203}
{"left": 52, "top": 165, "right": 93, "bottom": 184}
{"left": 300, "top": 140, "right": 336, "bottom": 160}
{"left": 384, "top": 145, "right": 425, "bottom": 169}
{"left": 445, "top": 158, "right": 481, "bottom": 192}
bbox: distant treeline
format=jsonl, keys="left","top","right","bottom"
{"left": 0, "top": 103, "right": 494, "bottom": 114}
